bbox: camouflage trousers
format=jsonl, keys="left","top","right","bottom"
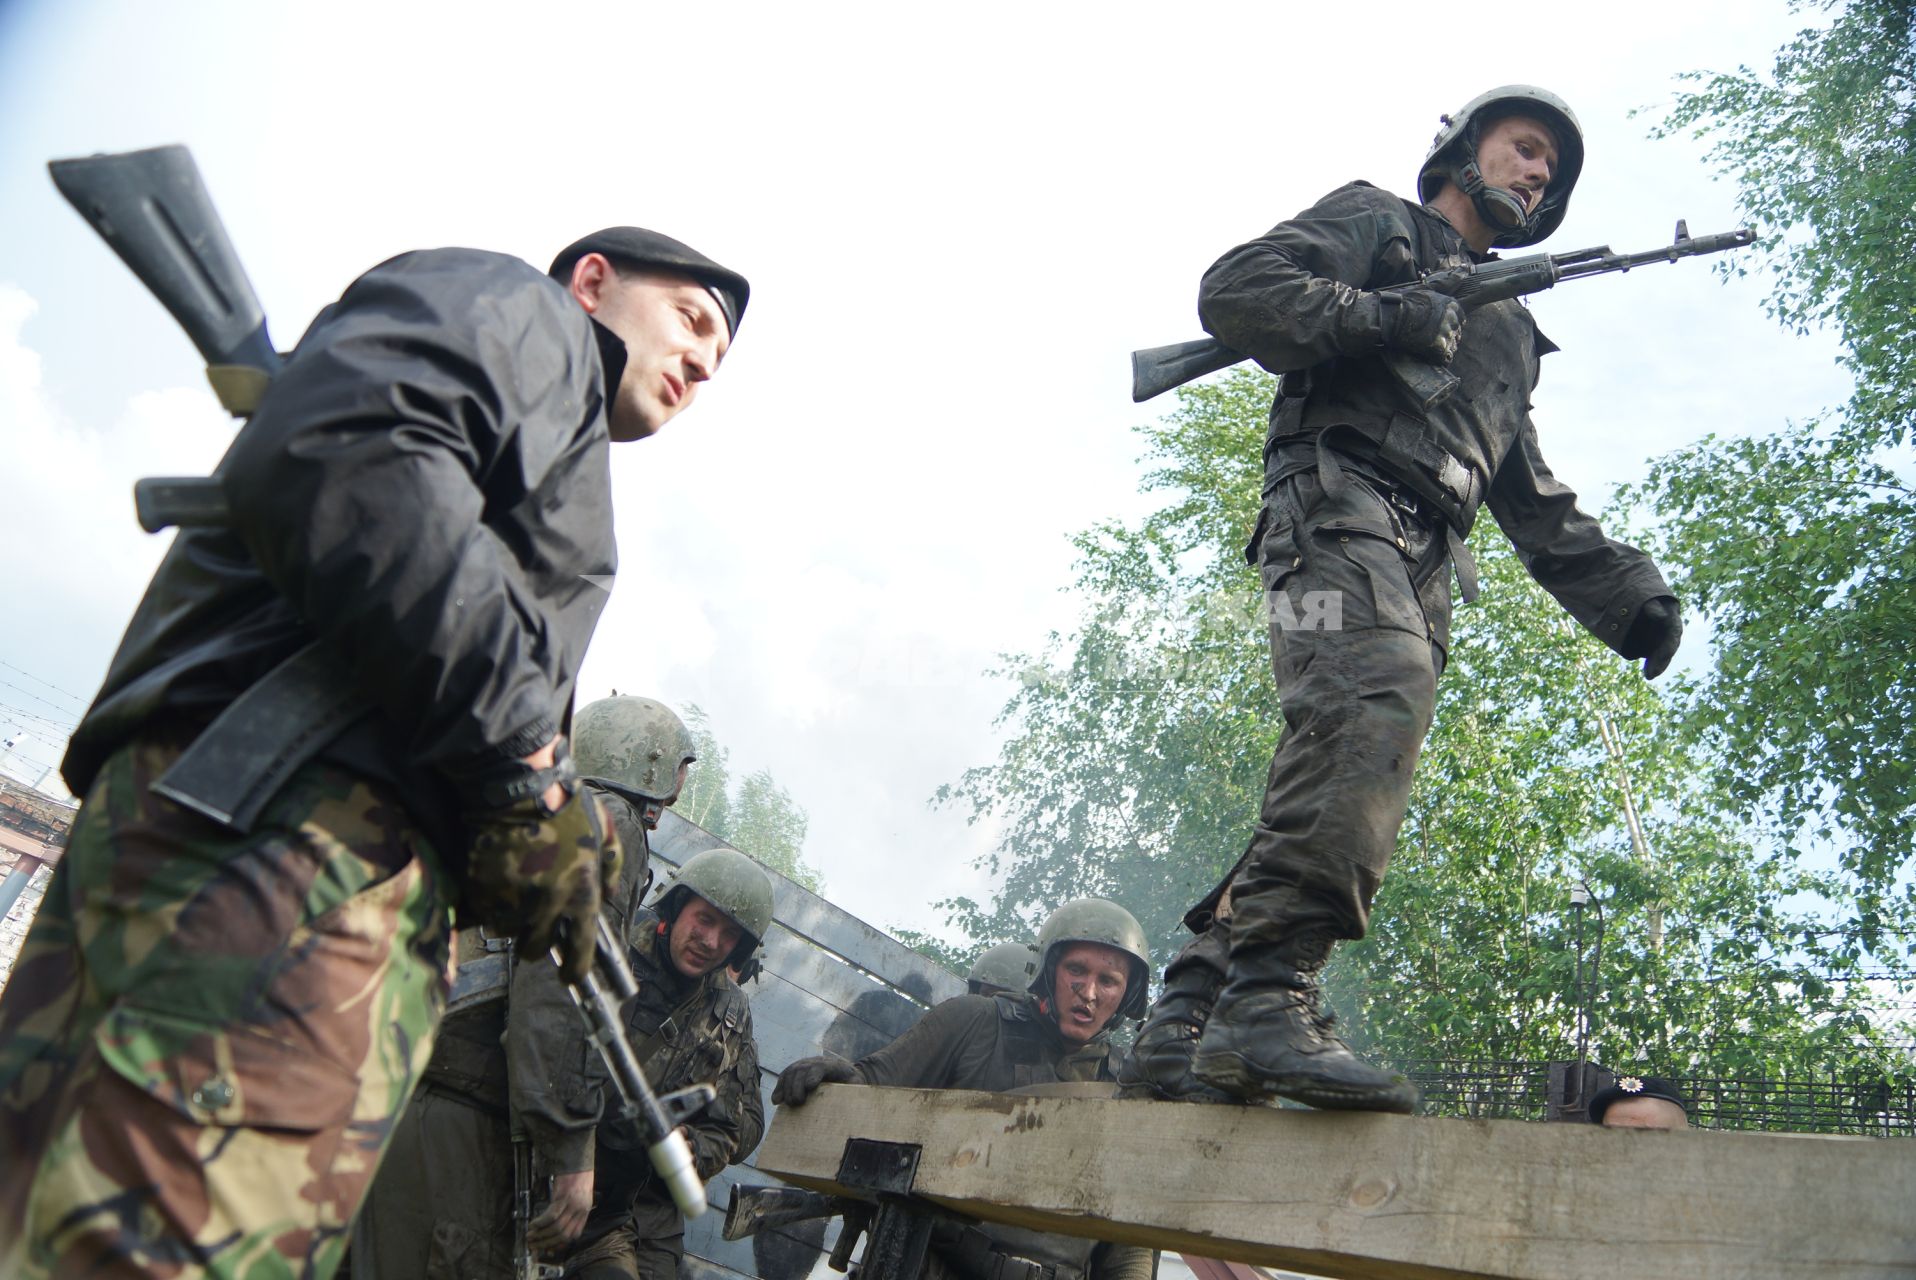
{"left": 0, "top": 734, "right": 453, "bottom": 1279}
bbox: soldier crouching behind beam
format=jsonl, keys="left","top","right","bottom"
{"left": 348, "top": 697, "right": 772, "bottom": 1280}
{"left": 773, "top": 900, "right": 1157, "bottom": 1280}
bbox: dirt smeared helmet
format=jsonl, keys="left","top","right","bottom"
{"left": 1418, "top": 85, "right": 1583, "bottom": 249}
{"left": 1029, "top": 898, "right": 1151, "bottom": 1022}
{"left": 653, "top": 846, "right": 775, "bottom": 968}
{"left": 573, "top": 695, "right": 697, "bottom": 809}
{"left": 968, "top": 941, "right": 1040, "bottom": 997}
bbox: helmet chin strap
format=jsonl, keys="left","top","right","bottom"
{"left": 1456, "top": 159, "right": 1531, "bottom": 232}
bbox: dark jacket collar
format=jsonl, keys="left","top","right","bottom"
{"left": 589, "top": 317, "right": 630, "bottom": 409}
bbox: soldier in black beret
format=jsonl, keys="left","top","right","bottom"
{"left": 2, "top": 217, "right": 749, "bottom": 1276}
{"left": 1589, "top": 1074, "right": 1693, "bottom": 1130}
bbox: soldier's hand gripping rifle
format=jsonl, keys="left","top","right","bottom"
{"left": 1129, "top": 221, "right": 1756, "bottom": 405}
{"left": 55, "top": 142, "right": 721, "bottom": 1226}
{"left": 562, "top": 913, "right": 718, "bottom": 1218}
{"left": 501, "top": 920, "right": 719, "bottom": 1280}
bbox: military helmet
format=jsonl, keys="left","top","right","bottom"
{"left": 653, "top": 846, "right": 776, "bottom": 968}
{"left": 967, "top": 940, "right": 1040, "bottom": 997}
{"left": 1029, "top": 898, "right": 1151, "bottom": 1022}
{"left": 1417, "top": 85, "right": 1584, "bottom": 249}
{"left": 573, "top": 695, "right": 697, "bottom": 807}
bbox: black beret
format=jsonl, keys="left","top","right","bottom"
{"left": 549, "top": 226, "right": 749, "bottom": 339}
{"left": 1589, "top": 1073, "right": 1692, "bottom": 1123}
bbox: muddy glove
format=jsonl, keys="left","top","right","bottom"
{"left": 1380, "top": 288, "right": 1466, "bottom": 364}
{"left": 1622, "top": 595, "right": 1683, "bottom": 680}
{"left": 1333, "top": 286, "right": 1465, "bottom": 365}
{"left": 772, "top": 1054, "right": 858, "bottom": 1107}
{"left": 466, "top": 780, "right": 622, "bottom": 983}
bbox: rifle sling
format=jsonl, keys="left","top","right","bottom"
{"left": 152, "top": 639, "right": 372, "bottom": 831}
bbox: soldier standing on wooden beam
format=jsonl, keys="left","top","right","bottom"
{"left": 1117, "top": 87, "right": 1683, "bottom": 1113}
{"left": 775, "top": 899, "right": 1157, "bottom": 1280}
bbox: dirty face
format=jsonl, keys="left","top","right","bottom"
{"left": 667, "top": 895, "right": 743, "bottom": 978}
{"left": 1475, "top": 113, "right": 1559, "bottom": 217}
{"left": 1048, "top": 941, "right": 1131, "bottom": 1044}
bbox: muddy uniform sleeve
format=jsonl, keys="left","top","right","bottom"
{"left": 505, "top": 953, "right": 603, "bottom": 1175}
{"left": 1196, "top": 182, "right": 1416, "bottom": 373}
{"left": 222, "top": 250, "right": 607, "bottom": 773}
{"left": 1487, "top": 416, "right": 1673, "bottom": 653}
{"left": 852, "top": 996, "right": 996, "bottom": 1090}
{"left": 685, "top": 1014, "right": 766, "bottom": 1180}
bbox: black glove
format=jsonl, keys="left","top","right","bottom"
{"left": 1621, "top": 595, "right": 1683, "bottom": 679}
{"left": 772, "top": 1054, "right": 858, "bottom": 1107}
{"left": 1381, "top": 288, "right": 1467, "bottom": 365}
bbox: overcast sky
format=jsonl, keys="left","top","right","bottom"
{"left": 0, "top": 1, "right": 1851, "bottom": 941}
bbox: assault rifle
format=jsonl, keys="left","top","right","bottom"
{"left": 53, "top": 144, "right": 716, "bottom": 1234}
{"left": 1129, "top": 221, "right": 1756, "bottom": 405}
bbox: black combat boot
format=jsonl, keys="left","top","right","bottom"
{"left": 1116, "top": 926, "right": 1232, "bottom": 1103}
{"left": 1191, "top": 935, "right": 1418, "bottom": 1113}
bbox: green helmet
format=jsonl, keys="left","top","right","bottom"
{"left": 1417, "top": 85, "right": 1583, "bottom": 249}
{"left": 573, "top": 695, "right": 697, "bottom": 807}
{"left": 653, "top": 847, "right": 776, "bottom": 968}
{"left": 968, "top": 941, "right": 1040, "bottom": 997}
{"left": 1030, "top": 898, "right": 1151, "bottom": 1022}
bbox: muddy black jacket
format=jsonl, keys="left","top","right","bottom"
{"left": 62, "top": 248, "right": 621, "bottom": 833}
{"left": 1199, "top": 181, "right": 1671, "bottom": 650}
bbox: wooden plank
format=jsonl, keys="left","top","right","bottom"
{"left": 651, "top": 811, "right": 963, "bottom": 1003}
{"left": 755, "top": 1085, "right": 1916, "bottom": 1280}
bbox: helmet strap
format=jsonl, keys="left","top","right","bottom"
{"left": 1456, "top": 158, "right": 1531, "bottom": 233}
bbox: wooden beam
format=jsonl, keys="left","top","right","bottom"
{"left": 755, "top": 1085, "right": 1916, "bottom": 1280}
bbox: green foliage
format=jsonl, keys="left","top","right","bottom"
{"left": 933, "top": 364, "right": 1912, "bottom": 1083}
{"left": 1628, "top": 0, "right": 1916, "bottom": 910}
{"left": 1651, "top": 0, "right": 1916, "bottom": 452}
{"left": 676, "top": 704, "right": 824, "bottom": 892}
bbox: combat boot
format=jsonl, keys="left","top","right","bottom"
{"left": 1118, "top": 965, "right": 1226, "bottom": 1103}
{"left": 1191, "top": 936, "right": 1418, "bottom": 1113}
{"left": 1116, "top": 928, "right": 1232, "bottom": 1103}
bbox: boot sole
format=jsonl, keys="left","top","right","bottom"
{"left": 1193, "top": 1049, "right": 1418, "bottom": 1115}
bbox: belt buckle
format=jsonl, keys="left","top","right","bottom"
{"left": 1387, "top": 487, "right": 1422, "bottom": 518}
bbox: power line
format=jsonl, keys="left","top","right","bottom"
{"left": 0, "top": 703, "right": 78, "bottom": 735}
{"left": 0, "top": 660, "right": 88, "bottom": 709}
{"left": 0, "top": 678, "right": 82, "bottom": 724}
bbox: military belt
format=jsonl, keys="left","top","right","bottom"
{"left": 1288, "top": 420, "right": 1483, "bottom": 605}
{"left": 151, "top": 639, "right": 371, "bottom": 831}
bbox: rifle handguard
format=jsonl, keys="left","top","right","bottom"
{"left": 649, "top": 1127, "right": 708, "bottom": 1218}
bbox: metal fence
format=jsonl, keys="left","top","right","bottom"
{"left": 1394, "top": 1057, "right": 1916, "bottom": 1135}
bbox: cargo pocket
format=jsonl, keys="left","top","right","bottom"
{"left": 94, "top": 1004, "right": 359, "bottom": 1136}
{"left": 1311, "top": 515, "right": 1428, "bottom": 639}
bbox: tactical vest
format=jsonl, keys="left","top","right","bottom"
{"left": 1270, "top": 184, "right": 1554, "bottom": 543}
{"left": 989, "top": 994, "right": 1114, "bottom": 1088}
{"left": 594, "top": 907, "right": 753, "bottom": 1154}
